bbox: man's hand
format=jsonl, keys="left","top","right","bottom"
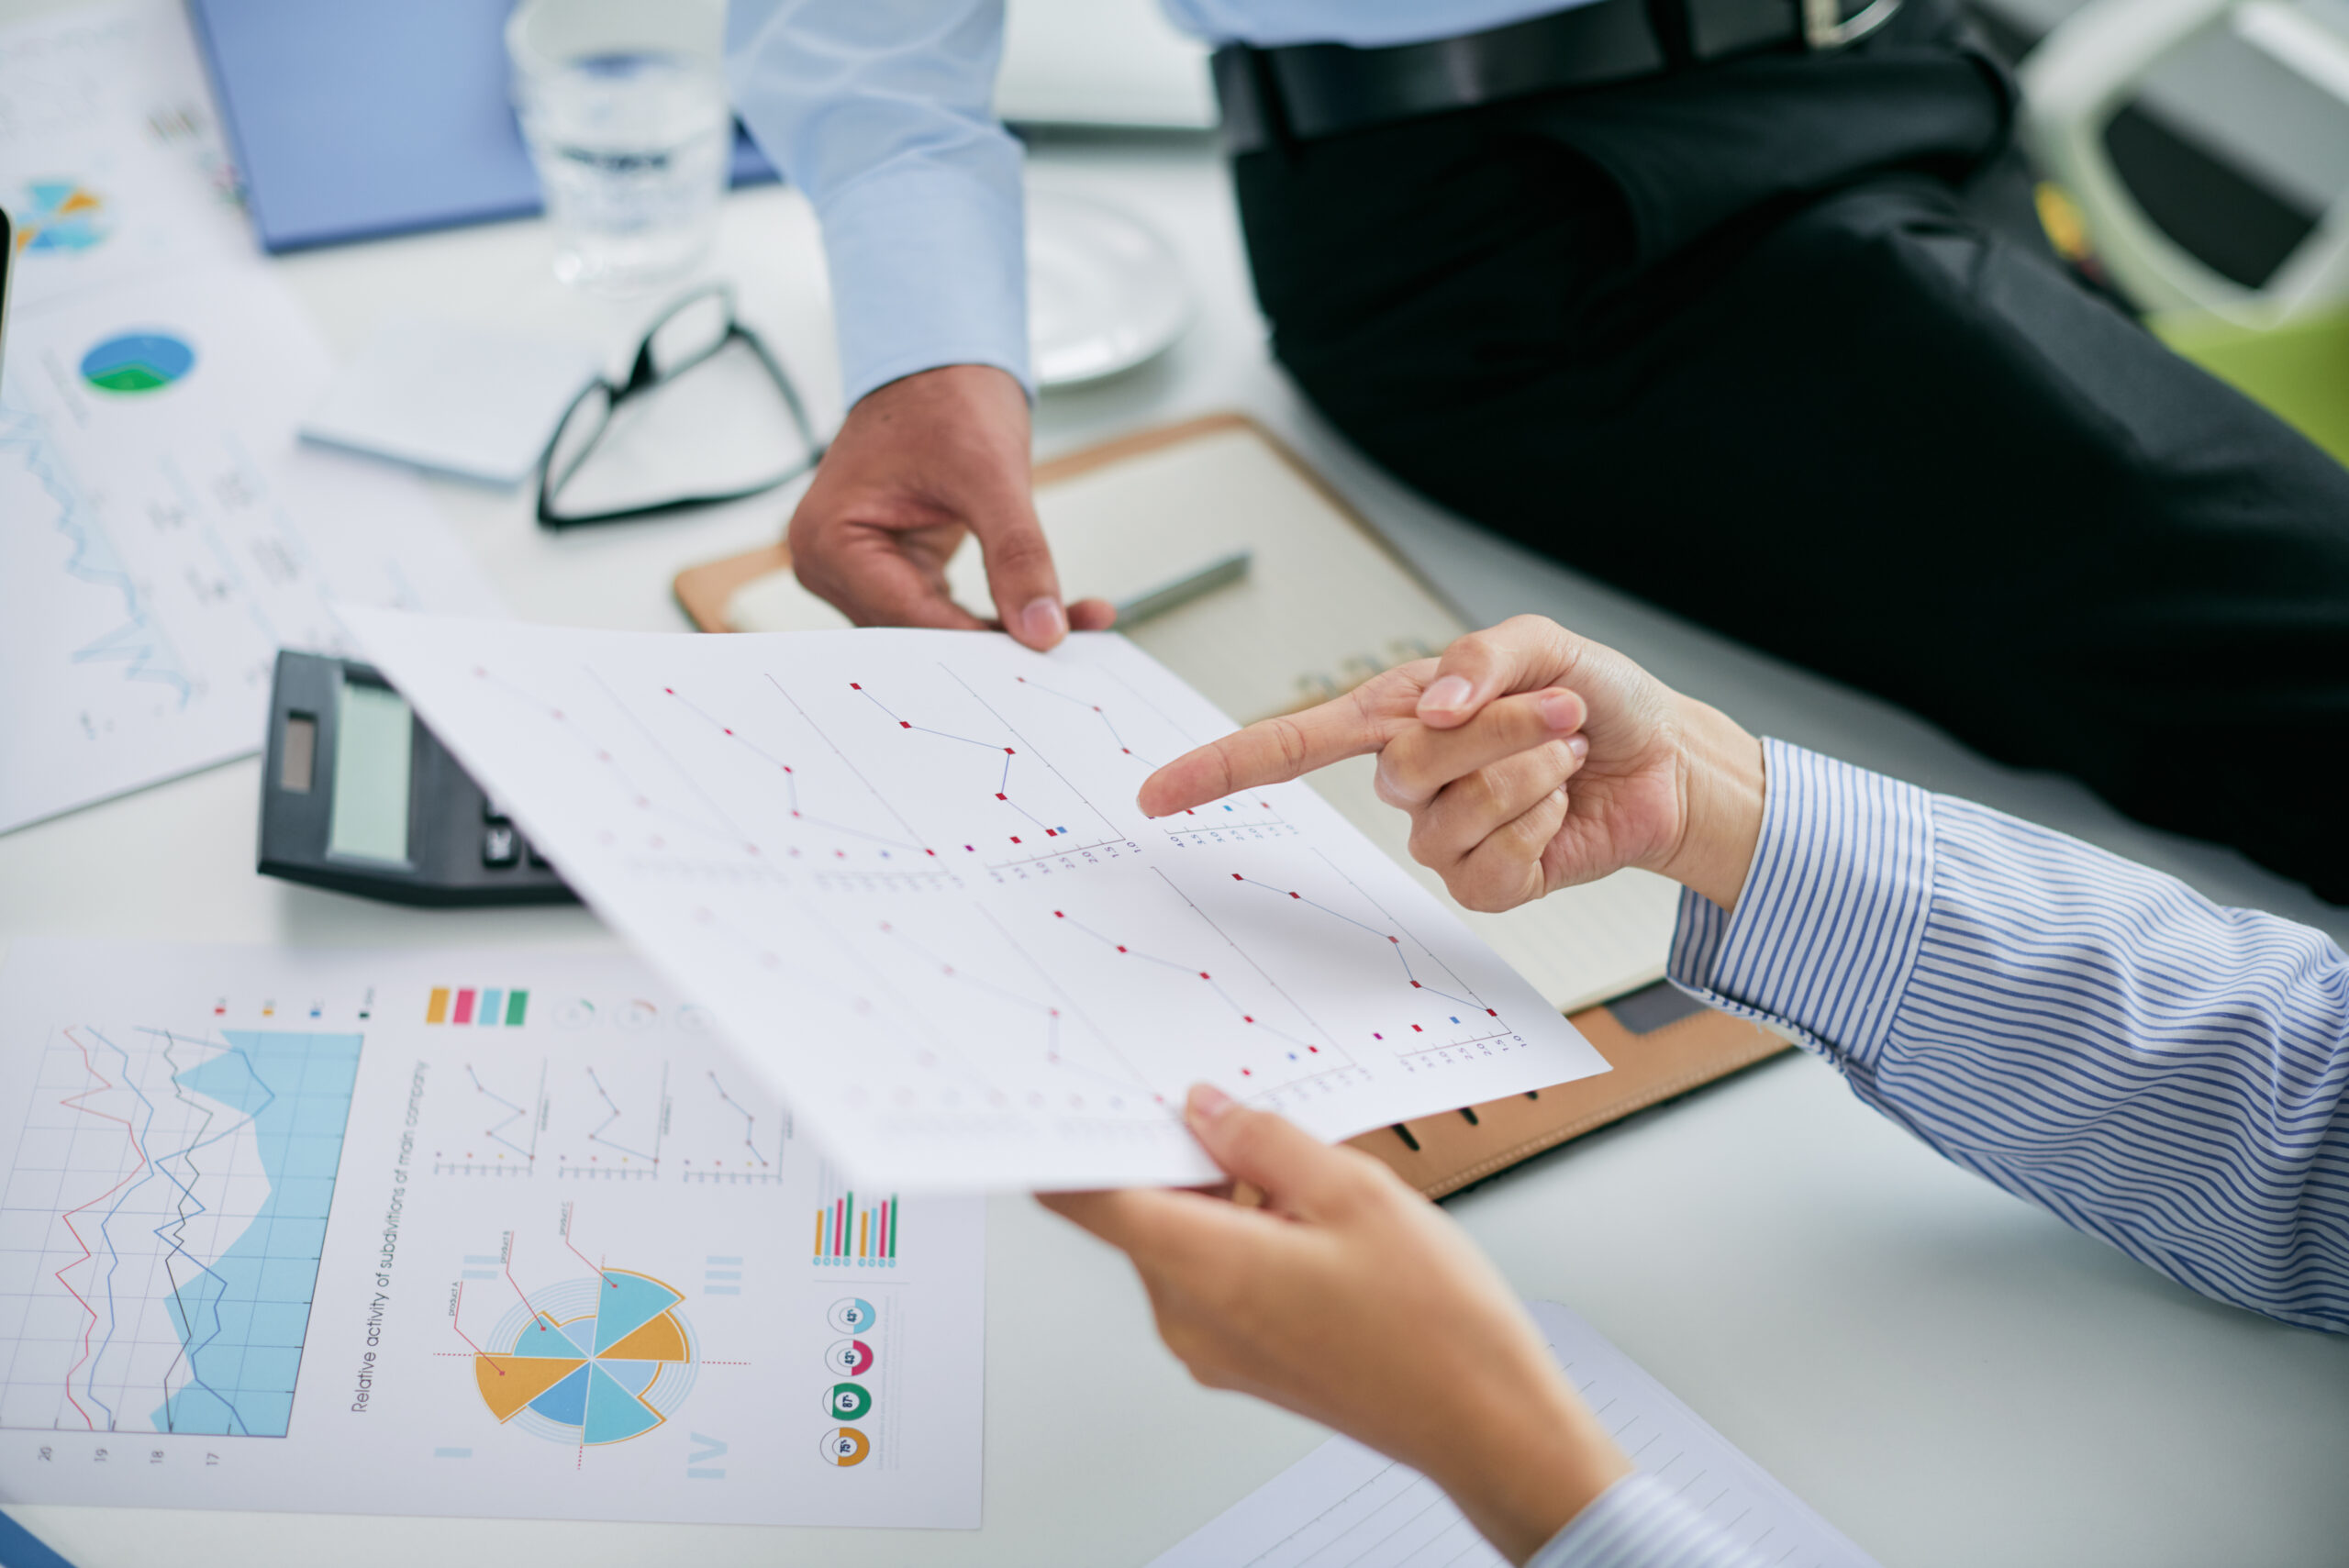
{"left": 1044, "top": 1085, "right": 1629, "bottom": 1564}
{"left": 786, "top": 364, "right": 1115, "bottom": 650}
{"left": 1138, "top": 615, "right": 1766, "bottom": 911}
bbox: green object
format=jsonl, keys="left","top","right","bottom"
{"left": 327, "top": 681, "right": 414, "bottom": 864}
{"left": 2155, "top": 304, "right": 2349, "bottom": 468}
{"left": 506, "top": 989, "right": 529, "bottom": 1026}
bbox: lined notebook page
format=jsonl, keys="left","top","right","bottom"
{"left": 1149, "top": 1300, "right": 1878, "bottom": 1568}
{"left": 724, "top": 419, "right": 1678, "bottom": 1013}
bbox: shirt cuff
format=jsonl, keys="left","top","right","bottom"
{"left": 1666, "top": 739, "right": 1934, "bottom": 1067}
{"left": 815, "top": 161, "right": 1032, "bottom": 406}
{"left": 1529, "top": 1473, "right": 1777, "bottom": 1568}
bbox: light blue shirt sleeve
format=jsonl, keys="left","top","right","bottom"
{"left": 726, "top": 0, "right": 1031, "bottom": 406}
{"left": 723, "top": 0, "right": 1592, "bottom": 406}
{"left": 1529, "top": 740, "right": 2349, "bottom": 1566}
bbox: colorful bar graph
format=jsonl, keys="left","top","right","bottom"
{"left": 426, "top": 987, "right": 451, "bottom": 1023}
{"left": 811, "top": 1191, "right": 901, "bottom": 1266}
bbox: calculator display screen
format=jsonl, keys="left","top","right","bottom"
{"left": 327, "top": 681, "right": 415, "bottom": 863}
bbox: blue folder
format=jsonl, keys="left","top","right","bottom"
{"left": 186, "top": 0, "right": 775, "bottom": 253}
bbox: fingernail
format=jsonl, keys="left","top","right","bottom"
{"left": 1419, "top": 675, "right": 1473, "bottom": 717}
{"left": 1186, "top": 1083, "right": 1236, "bottom": 1125}
{"left": 1019, "top": 597, "right": 1067, "bottom": 646}
{"left": 1538, "top": 689, "right": 1580, "bottom": 730}
{"left": 1566, "top": 733, "right": 1590, "bottom": 762}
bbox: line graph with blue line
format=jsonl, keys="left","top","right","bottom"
{"left": 0, "top": 405, "right": 195, "bottom": 706}
{"left": 0, "top": 1025, "right": 361, "bottom": 1436}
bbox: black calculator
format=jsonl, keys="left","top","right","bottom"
{"left": 258, "top": 650, "right": 575, "bottom": 906}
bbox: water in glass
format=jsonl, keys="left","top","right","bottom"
{"left": 516, "top": 50, "right": 729, "bottom": 294}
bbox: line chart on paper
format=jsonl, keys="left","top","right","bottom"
{"left": 0, "top": 1022, "right": 359, "bottom": 1435}
{"left": 342, "top": 615, "right": 1611, "bottom": 1188}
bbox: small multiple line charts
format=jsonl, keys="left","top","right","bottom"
{"left": 0, "top": 1024, "right": 361, "bottom": 1435}
{"left": 467, "top": 1269, "right": 698, "bottom": 1449}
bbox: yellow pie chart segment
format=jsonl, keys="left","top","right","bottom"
{"left": 476, "top": 1353, "right": 587, "bottom": 1421}
{"left": 601, "top": 1311, "right": 688, "bottom": 1363}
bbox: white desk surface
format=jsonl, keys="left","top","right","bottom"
{"left": 6, "top": 17, "right": 2349, "bottom": 1562}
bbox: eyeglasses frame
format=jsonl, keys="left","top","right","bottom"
{"left": 535, "top": 283, "right": 826, "bottom": 529}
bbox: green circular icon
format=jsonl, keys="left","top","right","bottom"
{"left": 825, "top": 1382, "right": 873, "bottom": 1421}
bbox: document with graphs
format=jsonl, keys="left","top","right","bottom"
{"left": 0, "top": 938, "right": 983, "bottom": 1523}
{"left": 0, "top": 0, "right": 499, "bottom": 836}
{"left": 343, "top": 615, "right": 1612, "bottom": 1191}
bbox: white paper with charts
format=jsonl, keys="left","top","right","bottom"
{"left": 0, "top": 0, "right": 503, "bottom": 835}
{"left": 0, "top": 939, "right": 983, "bottom": 1525}
{"left": 340, "top": 613, "right": 1612, "bottom": 1191}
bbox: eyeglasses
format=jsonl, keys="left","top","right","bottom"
{"left": 537, "top": 284, "right": 825, "bottom": 529}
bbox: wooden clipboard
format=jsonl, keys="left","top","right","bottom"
{"left": 673, "top": 413, "right": 1787, "bottom": 1199}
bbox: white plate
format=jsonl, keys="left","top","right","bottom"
{"left": 1027, "top": 190, "right": 1193, "bottom": 386}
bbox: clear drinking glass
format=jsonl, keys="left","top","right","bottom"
{"left": 507, "top": 0, "right": 730, "bottom": 295}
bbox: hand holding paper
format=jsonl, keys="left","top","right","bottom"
{"left": 1046, "top": 1084, "right": 1631, "bottom": 1563}
{"left": 340, "top": 611, "right": 1611, "bottom": 1190}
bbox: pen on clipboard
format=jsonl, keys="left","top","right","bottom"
{"left": 1111, "top": 550, "right": 1252, "bottom": 628}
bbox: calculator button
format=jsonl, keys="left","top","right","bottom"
{"left": 482, "top": 825, "right": 519, "bottom": 867}
{"left": 483, "top": 798, "right": 509, "bottom": 824}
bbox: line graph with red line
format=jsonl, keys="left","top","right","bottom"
{"left": 344, "top": 620, "right": 1608, "bottom": 1184}
{"left": 0, "top": 1022, "right": 361, "bottom": 1435}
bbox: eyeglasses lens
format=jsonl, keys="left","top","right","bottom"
{"left": 647, "top": 292, "right": 733, "bottom": 381}
{"left": 546, "top": 383, "right": 614, "bottom": 487}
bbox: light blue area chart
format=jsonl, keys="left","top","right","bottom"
{"left": 0, "top": 1026, "right": 362, "bottom": 1437}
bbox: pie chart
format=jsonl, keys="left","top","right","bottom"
{"left": 18, "top": 181, "right": 107, "bottom": 252}
{"left": 473, "top": 1269, "right": 698, "bottom": 1446}
{"left": 80, "top": 331, "right": 195, "bottom": 395}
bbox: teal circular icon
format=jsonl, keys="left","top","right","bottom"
{"left": 828, "top": 1296, "right": 876, "bottom": 1334}
{"left": 826, "top": 1382, "right": 873, "bottom": 1421}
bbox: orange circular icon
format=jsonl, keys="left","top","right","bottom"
{"left": 818, "top": 1426, "right": 870, "bottom": 1467}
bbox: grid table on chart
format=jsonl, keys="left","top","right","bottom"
{"left": 0, "top": 1026, "right": 362, "bottom": 1436}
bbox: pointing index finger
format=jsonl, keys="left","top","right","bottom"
{"left": 1138, "top": 674, "right": 1417, "bottom": 817}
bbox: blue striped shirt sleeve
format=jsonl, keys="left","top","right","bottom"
{"left": 1672, "top": 740, "right": 2349, "bottom": 1332}
{"left": 1530, "top": 741, "right": 2349, "bottom": 1568}
{"left": 1528, "top": 1474, "right": 1774, "bottom": 1568}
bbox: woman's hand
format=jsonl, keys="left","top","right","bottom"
{"left": 1138, "top": 615, "right": 1766, "bottom": 912}
{"left": 1044, "top": 1084, "right": 1629, "bottom": 1564}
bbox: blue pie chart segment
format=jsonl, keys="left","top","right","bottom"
{"left": 80, "top": 331, "right": 195, "bottom": 394}
{"left": 529, "top": 1362, "right": 593, "bottom": 1428}
{"left": 582, "top": 1362, "right": 663, "bottom": 1444}
{"left": 514, "top": 1316, "right": 585, "bottom": 1358}
{"left": 594, "top": 1270, "right": 685, "bottom": 1353}
{"left": 599, "top": 1359, "right": 659, "bottom": 1398}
